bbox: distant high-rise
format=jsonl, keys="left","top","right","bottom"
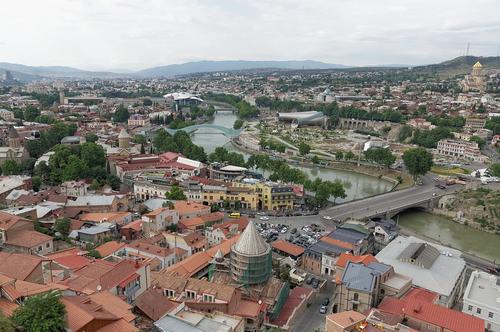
{"left": 2, "top": 70, "right": 15, "bottom": 82}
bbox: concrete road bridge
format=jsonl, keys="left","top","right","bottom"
{"left": 320, "top": 182, "right": 464, "bottom": 221}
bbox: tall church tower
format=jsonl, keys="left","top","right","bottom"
{"left": 472, "top": 61, "right": 483, "bottom": 77}
{"left": 118, "top": 128, "right": 131, "bottom": 149}
{"left": 8, "top": 127, "right": 21, "bottom": 149}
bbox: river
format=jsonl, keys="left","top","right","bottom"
{"left": 192, "top": 112, "right": 500, "bottom": 261}
{"left": 190, "top": 112, "right": 394, "bottom": 202}
{"left": 398, "top": 211, "right": 500, "bottom": 262}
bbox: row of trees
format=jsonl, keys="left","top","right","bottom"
{"left": 208, "top": 147, "right": 246, "bottom": 167}
{"left": 203, "top": 92, "right": 259, "bottom": 119}
{"left": 153, "top": 129, "right": 207, "bottom": 162}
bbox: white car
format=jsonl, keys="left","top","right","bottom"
{"left": 322, "top": 215, "right": 333, "bottom": 220}
{"left": 259, "top": 216, "right": 270, "bottom": 221}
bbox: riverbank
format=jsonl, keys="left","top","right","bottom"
{"left": 231, "top": 136, "right": 412, "bottom": 190}
{"left": 398, "top": 210, "right": 500, "bottom": 262}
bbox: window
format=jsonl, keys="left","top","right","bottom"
{"left": 477, "top": 308, "right": 482, "bottom": 314}
{"left": 353, "top": 293, "right": 359, "bottom": 301}
{"left": 489, "top": 312, "right": 494, "bottom": 319}
{"left": 352, "top": 303, "right": 358, "bottom": 311}
{"left": 468, "top": 305, "right": 473, "bottom": 311}
{"left": 46, "top": 243, "right": 51, "bottom": 248}
{"left": 203, "top": 294, "right": 214, "bottom": 302}
{"left": 186, "top": 290, "right": 196, "bottom": 299}
{"left": 164, "top": 289, "right": 175, "bottom": 297}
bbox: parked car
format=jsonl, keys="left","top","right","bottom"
{"left": 322, "top": 298, "right": 330, "bottom": 306}
{"left": 290, "top": 228, "right": 297, "bottom": 234}
{"left": 306, "top": 276, "right": 313, "bottom": 285}
{"left": 311, "top": 279, "right": 320, "bottom": 289}
{"left": 319, "top": 306, "right": 327, "bottom": 314}
{"left": 259, "top": 216, "right": 270, "bottom": 221}
{"left": 322, "top": 215, "right": 333, "bottom": 220}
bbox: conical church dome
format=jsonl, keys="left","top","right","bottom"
{"left": 232, "top": 220, "right": 269, "bottom": 256}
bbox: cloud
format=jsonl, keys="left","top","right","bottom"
{"left": 0, "top": 0, "right": 499, "bottom": 70}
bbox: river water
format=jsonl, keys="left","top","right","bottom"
{"left": 191, "top": 112, "right": 500, "bottom": 261}
{"left": 397, "top": 211, "right": 500, "bottom": 262}
{"left": 190, "top": 112, "right": 394, "bottom": 202}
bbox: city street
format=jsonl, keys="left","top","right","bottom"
{"left": 292, "top": 281, "right": 335, "bottom": 332}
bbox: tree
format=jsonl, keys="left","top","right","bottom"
{"left": 2, "top": 160, "right": 21, "bottom": 175}
{"left": 143, "top": 98, "right": 153, "bottom": 106}
{"left": 365, "top": 148, "right": 396, "bottom": 168}
{"left": 32, "top": 175, "right": 42, "bottom": 192}
{"left": 80, "top": 142, "right": 106, "bottom": 168}
{"left": 398, "top": 125, "right": 413, "bottom": 142}
{"left": 23, "top": 106, "right": 41, "bottom": 122}
{"left": 489, "top": 163, "right": 500, "bottom": 177}
{"left": 165, "top": 185, "right": 186, "bottom": 200}
{"left": 85, "top": 133, "right": 98, "bottom": 143}
{"left": 87, "top": 249, "right": 102, "bottom": 259}
{"left": 0, "top": 313, "right": 14, "bottom": 332}
{"left": 54, "top": 218, "right": 71, "bottom": 237}
{"left": 154, "top": 129, "right": 178, "bottom": 153}
{"left": 210, "top": 203, "right": 220, "bottom": 212}
{"left": 330, "top": 179, "right": 347, "bottom": 203}
{"left": 132, "top": 134, "right": 147, "bottom": 145}
{"left": 344, "top": 151, "right": 355, "bottom": 160}
{"left": 470, "top": 136, "right": 485, "bottom": 149}
{"left": 298, "top": 142, "right": 311, "bottom": 156}
{"left": 335, "top": 151, "right": 344, "bottom": 161}
{"left": 311, "top": 155, "right": 320, "bottom": 164}
{"left": 12, "top": 291, "right": 66, "bottom": 332}
{"left": 233, "top": 119, "right": 244, "bottom": 129}
{"left": 402, "top": 147, "right": 433, "bottom": 180}
{"left": 113, "top": 104, "right": 130, "bottom": 123}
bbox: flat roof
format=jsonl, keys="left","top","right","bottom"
{"left": 376, "top": 236, "right": 465, "bottom": 297}
{"left": 463, "top": 270, "right": 500, "bottom": 312}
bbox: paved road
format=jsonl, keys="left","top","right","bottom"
{"left": 319, "top": 182, "right": 464, "bottom": 221}
{"left": 292, "top": 281, "right": 335, "bottom": 332}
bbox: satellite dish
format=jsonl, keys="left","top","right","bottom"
{"left": 96, "top": 285, "right": 102, "bottom": 292}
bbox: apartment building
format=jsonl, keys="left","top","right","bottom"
{"left": 463, "top": 271, "right": 500, "bottom": 332}
{"left": 436, "top": 138, "right": 483, "bottom": 161}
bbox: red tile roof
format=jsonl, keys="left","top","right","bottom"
{"left": 320, "top": 236, "right": 354, "bottom": 250}
{"left": 378, "top": 297, "right": 484, "bottom": 332}
{"left": 270, "top": 286, "right": 313, "bottom": 326}
{"left": 271, "top": 240, "right": 304, "bottom": 257}
{"left": 135, "top": 288, "right": 178, "bottom": 321}
{"left": 0, "top": 211, "right": 28, "bottom": 230}
{"left": 121, "top": 220, "right": 143, "bottom": 231}
{"left": 5, "top": 230, "right": 53, "bottom": 248}
{"left": 0, "top": 252, "right": 47, "bottom": 281}
{"left": 401, "top": 287, "right": 439, "bottom": 304}
{"left": 95, "top": 241, "right": 125, "bottom": 257}
{"left": 336, "top": 253, "right": 377, "bottom": 268}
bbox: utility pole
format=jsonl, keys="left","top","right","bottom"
{"left": 466, "top": 42, "right": 470, "bottom": 57}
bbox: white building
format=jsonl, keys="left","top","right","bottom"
{"left": 463, "top": 270, "right": 500, "bottom": 332}
{"left": 0, "top": 109, "right": 14, "bottom": 121}
{"left": 60, "top": 180, "right": 88, "bottom": 197}
{"left": 436, "top": 138, "right": 484, "bottom": 162}
{"left": 376, "top": 235, "right": 466, "bottom": 308}
{"left": 128, "top": 114, "right": 151, "bottom": 127}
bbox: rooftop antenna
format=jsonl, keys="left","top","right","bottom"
{"left": 466, "top": 42, "right": 470, "bottom": 57}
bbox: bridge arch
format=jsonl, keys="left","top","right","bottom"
{"left": 165, "top": 124, "right": 243, "bottom": 137}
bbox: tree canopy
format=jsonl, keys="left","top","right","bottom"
{"left": 113, "top": 104, "right": 130, "bottom": 123}
{"left": 153, "top": 130, "right": 207, "bottom": 162}
{"left": 402, "top": 147, "right": 433, "bottom": 180}
{"left": 12, "top": 291, "right": 66, "bottom": 332}
{"left": 298, "top": 142, "right": 311, "bottom": 156}
{"left": 208, "top": 147, "right": 246, "bottom": 167}
{"left": 364, "top": 148, "right": 396, "bottom": 167}
{"left": 165, "top": 185, "right": 187, "bottom": 200}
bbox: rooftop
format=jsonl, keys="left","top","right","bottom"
{"left": 376, "top": 236, "right": 466, "bottom": 297}
{"left": 463, "top": 270, "right": 500, "bottom": 312}
{"left": 232, "top": 220, "right": 270, "bottom": 257}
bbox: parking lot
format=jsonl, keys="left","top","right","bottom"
{"left": 254, "top": 220, "right": 328, "bottom": 249}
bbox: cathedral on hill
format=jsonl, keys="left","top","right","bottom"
{"left": 461, "top": 61, "right": 486, "bottom": 92}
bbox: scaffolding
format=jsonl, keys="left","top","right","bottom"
{"left": 268, "top": 282, "right": 290, "bottom": 321}
{"left": 230, "top": 250, "right": 272, "bottom": 287}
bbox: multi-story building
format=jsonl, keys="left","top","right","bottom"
{"left": 376, "top": 236, "right": 466, "bottom": 308}
{"left": 336, "top": 261, "right": 411, "bottom": 313}
{"left": 209, "top": 163, "right": 248, "bottom": 181}
{"left": 141, "top": 207, "right": 179, "bottom": 235}
{"left": 127, "top": 114, "right": 151, "bottom": 127}
{"left": 436, "top": 138, "right": 483, "bottom": 161}
{"left": 234, "top": 181, "right": 295, "bottom": 211}
{"left": 200, "top": 185, "right": 259, "bottom": 210}
{"left": 463, "top": 270, "right": 500, "bottom": 332}
{"left": 465, "top": 116, "right": 487, "bottom": 132}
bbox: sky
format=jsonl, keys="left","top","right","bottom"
{"left": 1, "top": 0, "right": 500, "bottom": 71}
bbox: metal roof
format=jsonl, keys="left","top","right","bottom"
{"left": 232, "top": 220, "right": 270, "bottom": 257}
{"left": 341, "top": 261, "right": 380, "bottom": 293}
{"left": 398, "top": 242, "right": 440, "bottom": 269}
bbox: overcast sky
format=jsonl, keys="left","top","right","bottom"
{"left": 1, "top": 0, "right": 500, "bottom": 71}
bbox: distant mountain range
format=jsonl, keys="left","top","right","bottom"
{"left": 1, "top": 56, "right": 499, "bottom": 82}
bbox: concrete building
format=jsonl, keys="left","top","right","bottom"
{"left": 127, "top": 114, "right": 151, "bottom": 127}
{"left": 209, "top": 164, "right": 248, "bottom": 181}
{"left": 436, "top": 138, "right": 483, "bottom": 161}
{"left": 465, "top": 116, "right": 487, "bottom": 132}
{"left": 376, "top": 236, "right": 466, "bottom": 308}
{"left": 234, "top": 180, "right": 295, "bottom": 211}
{"left": 463, "top": 270, "right": 500, "bottom": 332}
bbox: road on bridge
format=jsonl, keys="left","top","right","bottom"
{"left": 320, "top": 181, "right": 464, "bottom": 221}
